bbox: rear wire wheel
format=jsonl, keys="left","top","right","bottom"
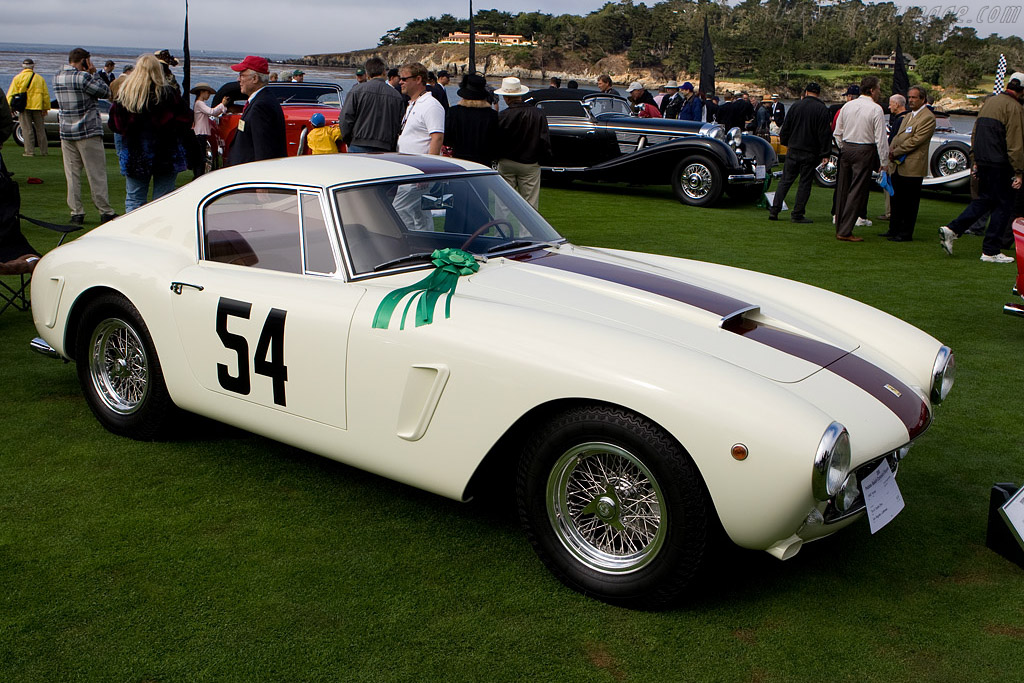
{"left": 75, "top": 293, "right": 177, "bottom": 440}
{"left": 517, "top": 405, "right": 714, "bottom": 608}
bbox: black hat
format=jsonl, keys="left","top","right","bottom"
{"left": 805, "top": 82, "right": 821, "bottom": 94}
{"left": 457, "top": 73, "right": 490, "bottom": 101}
{"left": 154, "top": 49, "right": 179, "bottom": 66}
{"left": 843, "top": 84, "right": 860, "bottom": 97}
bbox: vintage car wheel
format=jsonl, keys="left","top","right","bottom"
{"left": 671, "top": 155, "right": 723, "bottom": 207}
{"left": 814, "top": 152, "right": 839, "bottom": 187}
{"left": 75, "top": 294, "right": 176, "bottom": 440}
{"left": 13, "top": 120, "right": 25, "bottom": 147}
{"left": 517, "top": 405, "right": 713, "bottom": 608}
{"left": 931, "top": 143, "right": 970, "bottom": 178}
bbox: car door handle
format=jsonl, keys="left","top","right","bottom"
{"left": 170, "top": 281, "right": 205, "bottom": 295}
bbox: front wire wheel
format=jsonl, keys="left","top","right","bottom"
{"left": 518, "top": 405, "right": 714, "bottom": 608}
{"left": 671, "top": 155, "right": 724, "bottom": 207}
{"left": 548, "top": 442, "right": 667, "bottom": 574}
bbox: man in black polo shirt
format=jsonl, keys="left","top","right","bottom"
{"left": 768, "top": 83, "right": 832, "bottom": 223}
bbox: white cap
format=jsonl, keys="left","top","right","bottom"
{"left": 1008, "top": 72, "right": 1024, "bottom": 86}
{"left": 626, "top": 81, "right": 645, "bottom": 93}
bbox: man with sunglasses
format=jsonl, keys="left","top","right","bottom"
{"left": 396, "top": 62, "right": 444, "bottom": 156}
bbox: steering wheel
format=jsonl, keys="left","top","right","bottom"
{"left": 460, "top": 219, "right": 513, "bottom": 251}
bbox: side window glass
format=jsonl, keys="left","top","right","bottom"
{"left": 203, "top": 189, "right": 302, "bottom": 274}
{"left": 300, "top": 192, "right": 337, "bottom": 275}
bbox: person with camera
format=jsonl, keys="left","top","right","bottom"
{"left": 7, "top": 58, "right": 50, "bottom": 157}
{"left": 54, "top": 47, "right": 117, "bottom": 225}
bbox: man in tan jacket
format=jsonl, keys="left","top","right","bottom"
{"left": 886, "top": 86, "right": 935, "bottom": 241}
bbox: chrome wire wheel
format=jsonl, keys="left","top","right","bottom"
{"left": 680, "top": 163, "right": 713, "bottom": 200}
{"left": 937, "top": 147, "right": 969, "bottom": 175}
{"left": 88, "top": 317, "right": 149, "bottom": 416}
{"left": 547, "top": 442, "right": 667, "bottom": 574}
{"left": 816, "top": 154, "right": 839, "bottom": 185}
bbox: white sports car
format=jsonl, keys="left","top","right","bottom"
{"left": 29, "top": 154, "right": 955, "bottom": 608}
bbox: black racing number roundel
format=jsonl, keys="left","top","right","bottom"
{"left": 216, "top": 297, "right": 288, "bottom": 406}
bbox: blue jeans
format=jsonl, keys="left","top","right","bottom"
{"left": 348, "top": 144, "right": 388, "bottom": 154}
{"left": 125, "top": 173, "right": 178, "bottom": 213}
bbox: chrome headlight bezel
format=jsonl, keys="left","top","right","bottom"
{"left": 931, "top": 346, "right": 955, "bottom": 404}
{"left": 727, "top": 126, "right": 743, "bottom": 150}
{"left": 812, "top": 422, "right": 851, "bottom": 501}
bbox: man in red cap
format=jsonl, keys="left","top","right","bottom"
{"left": 227, "top": 55, "right": 286, "bottom": 165}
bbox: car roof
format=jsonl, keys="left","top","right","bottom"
{"left": 198, "top": 154, "right": 489, "bottom": 189}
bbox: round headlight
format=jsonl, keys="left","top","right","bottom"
{"left": 835, "top": 472, "right": 860, "bottom": 512}
{"left": 728, "top": 126, "right": 743, "bottom": 149}
{"left": 931, "top": 346, "right": 955, "bottom": 404}
{"left": 705, "top": 124, "right": 728, "bottom": 142}
{"left": 813, "top": 422, "right": 852, "bottom": 501}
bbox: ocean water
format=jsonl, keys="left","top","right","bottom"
{"left": 0, "top": 41, "right": 364, "bottom": 102}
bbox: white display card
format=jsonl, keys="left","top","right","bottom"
{"left": 862, "top": 461, "right": 905, "bottom": 534}
{"left": 999, "top": 485, "right": 1024, "bottom": 551}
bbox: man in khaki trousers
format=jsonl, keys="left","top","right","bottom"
{"left": 53, "top": 47, "right": 116, "bottom": 225}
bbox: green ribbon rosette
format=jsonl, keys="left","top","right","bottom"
{"left": 372, "top": 248, "right": 480, "bottom": 330}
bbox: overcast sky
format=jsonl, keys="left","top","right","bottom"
{"left": 1, "top": 1, "right": 605, "bottom": 56}
{"left": 2, "top": 0, "right": 1019, "bottom": 56}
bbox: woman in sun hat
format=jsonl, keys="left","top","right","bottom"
{"left": 108, "top": 53, "right": 191, "bottom": 212}
{"left": 189, "top": 82, "right": 229, "bottom": 176}
{"left": 443, "top": 73, "right": 499, "bottom": 166}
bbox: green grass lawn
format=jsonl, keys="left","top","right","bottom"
{"left": 2, "top": 150, "right": 1023, "bottom": 681}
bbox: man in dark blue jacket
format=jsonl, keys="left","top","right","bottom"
{"left": 227, "top": 55, "right": 286, "bottom": 166}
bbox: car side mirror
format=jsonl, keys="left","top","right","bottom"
{"left": 420, "top": 193, "right": 454, "bottom": 211}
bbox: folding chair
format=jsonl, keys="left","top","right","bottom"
{"left": 0, "top": 155, "right": 83, "bottom": 315}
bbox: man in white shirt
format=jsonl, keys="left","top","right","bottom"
{"left": 397, "top": 62, "right": 444, "bottom": 155}
{"left": 833, "top": 75, "right": 888, "bottom": 241}
{"left": 394, "top": 62, "right": 445, "bottom": 229}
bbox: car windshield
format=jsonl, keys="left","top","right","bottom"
{"left": 334, "top": 174, "right": 565, "bottom": 275}
{"left": 272, "top": 85, "right": 342, "bottom": 106}
{"left": 586, "top": 96, "right": 632, "bottom": 117}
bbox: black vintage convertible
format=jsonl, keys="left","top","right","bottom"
{"left": 536, "top": 93, "right": 777, "bottom": 207}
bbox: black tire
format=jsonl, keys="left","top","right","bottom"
{"left": 13, "top": 120, "right": 25, "bottom": 147}
{"left": 814, "top": 152, "right": 839, "bottom": 188}
{"left": 930, "top": 142, "right": 970, "bottom": 178}
{"left": 517, "top": 405, "right": 714, "bottom": 608}
{"left": 75, "top": 293, "right": 177, "bottom": 440}
{"left": 670, "top": 155, "right": 724, "bottom": 207}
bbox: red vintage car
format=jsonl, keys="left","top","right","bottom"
{"left": 209, "top": 82, "right": 345, "bottom": 167}
{"left": 1005, "top": 218, "right": 1024, "bottom": 317}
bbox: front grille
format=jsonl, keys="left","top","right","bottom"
{"left": 823, "top": 450, "right": 902, "bottom": 524}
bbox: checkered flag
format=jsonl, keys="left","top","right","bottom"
{"left": 995, "top": 54, "right": 1007, "bottom": 94}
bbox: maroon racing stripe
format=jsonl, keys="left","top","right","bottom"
{"left": 520, "top": 250, "right": 753, "bottom": 318}
{"left": 371, "top": 153, "right": 470, "bottom": 175}
{"left": 735, "top": 323, "right": 930, "bottom": 438}
{"left": 522, "top": 251, "right": 930, "bottom": 438}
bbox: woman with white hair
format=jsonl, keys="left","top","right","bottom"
{"left": 108, "top": 53, "right": 191, "bottom": 212}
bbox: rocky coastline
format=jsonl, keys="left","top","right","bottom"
{"left": 292, "top": 44, "right": 981, "bottom": 114}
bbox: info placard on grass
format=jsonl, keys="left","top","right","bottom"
{"left": 999, "top": 485, "right": 1024, "bottom": 552}
{"left": 862, "top": 461, "right": 905, "bottom": 534}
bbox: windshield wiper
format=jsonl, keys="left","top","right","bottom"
{"left": 486, "top": 239, "right": 556, "bottom": 254}
{"left": 373, "top": 252, "right": 436, "bottom": 272}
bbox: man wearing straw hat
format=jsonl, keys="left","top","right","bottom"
{"left": 494, "top": 77, "right": 551, "bottom": 209}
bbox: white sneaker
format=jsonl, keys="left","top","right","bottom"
{"left": 855, "top": 217, "right": 873, "bottom": 227}
{"left": 980, "top": 253, "right": 1015, "bottom": 263}
{"left": 938, "top": 226, "right": 957, "bottom": 255}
